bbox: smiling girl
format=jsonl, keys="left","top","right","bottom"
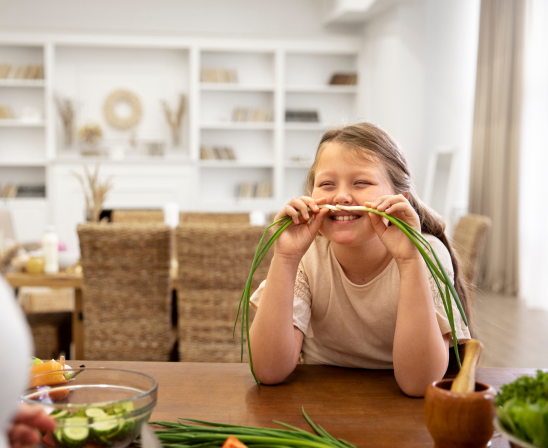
{"left": 249, "top": 122, "right": 472, "bottom": 397}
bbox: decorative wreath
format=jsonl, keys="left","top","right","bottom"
{"left": 103, "top": 89, "right": 142, "bottom": 130}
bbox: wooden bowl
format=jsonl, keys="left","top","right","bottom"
{"left": 424, "top": 379, "right": 496, "bottom": 448}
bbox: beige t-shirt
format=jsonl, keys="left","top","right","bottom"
{"left": 250, "top": 234, "right": 470, "bottom": 369}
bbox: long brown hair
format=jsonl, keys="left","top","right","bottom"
{"left": 305, "top": 122, "right": 474, "bottom": 351}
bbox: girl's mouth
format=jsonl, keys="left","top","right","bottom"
{"left": 330, "top": 214, "right": 361, "bottom": 221}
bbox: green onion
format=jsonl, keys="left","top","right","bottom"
{"left": 234, "top": 204, "right": 468, "bottom": 387}
{"left": 144, "top": 407, "right": 358, "bottom": 448}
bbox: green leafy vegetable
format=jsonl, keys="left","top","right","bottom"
{"left": 145, "top": 407, "right": 358, "bottom": 448}
{"left": 496, "top": 370, "right": 548, "bottom": 447}
{"left": 234, "top": 204, "right": 468, "bottom": 386}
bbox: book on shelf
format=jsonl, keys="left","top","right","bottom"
{"left": 16, "top": 185, "right": 46, "bottom": 198}
{"left": 285, "top": 110, "right": 319, "bottom": 123}
{"left": 255, "top": 182, "right": 272, "bottom": 198}
{"left": 237, "top": 182, "right": 272, "bottom": 199}
{"left": 200, "top": 145, "right": 236, "bottom": 161}
{"left": 1, "top": 64, "right": 45, "bottom": 80}
{"left": 0, "top": 106, "right": 14, "bottom": 119}
{"left": 200, "top": 68, "right": 238, "bottom": 83}
{"left": 328, "top": 73, "right": 358, "bottom": 85}
{"left": 0, "top": 184, "right": 18, "bottom": 198}
{"left": 232, "top": 107, "right": 273, "bottom": 122}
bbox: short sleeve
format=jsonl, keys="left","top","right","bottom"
{"left": 424, "top": 235, "right": 471, "bottom": 347}
{"left": 249, "top": 265, "right": 314, "bottom": 338}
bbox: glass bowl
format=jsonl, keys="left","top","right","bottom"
{"left": 22, "top": 368, "right": 158, "bottom": 448}
{"left": 494, "top": 416, "right": 541, "bottom": 448}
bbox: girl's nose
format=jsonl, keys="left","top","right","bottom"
{"left": 333, "top": 187, "right": 352, "bottom": 205}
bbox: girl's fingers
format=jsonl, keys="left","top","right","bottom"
{"left": 372, "top": 194, "right": 408, "bottom": 212}
{"left": 368, "top": 211, "right": 387, "bottom": 236}
{"left": 308, "top": 207, "right": 329, "bottom": 235}
{"left": 8, "top": 424, "right": 41, "bottom": 448}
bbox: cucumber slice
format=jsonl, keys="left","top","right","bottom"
{"left": 61, "top": 418, "right": 89, "bottom": 448}
{"left": 90, "top": 415, "right": 123, "bottom": 446}
{"left": 50, "top": 410, "right": 70, "bottom": 419}
{"left": 108, "top": 401, "right": 135, "bottom": 416}
{"left": 85, "top": 408, "right": 108, "bottom": 419}
{"left": 53, "top": 428, "right": 64, "bottom": 446}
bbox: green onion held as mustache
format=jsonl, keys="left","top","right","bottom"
{"left": 234, "top": 204, "right": 468, "bottom": 387}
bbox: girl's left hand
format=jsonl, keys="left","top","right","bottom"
{"left": 365, "top": 194, "right": 421, "bottom": 264}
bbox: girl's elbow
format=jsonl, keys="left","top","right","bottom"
{"left": 254, "top": 365, "right": 293, "bottom": 385}
{"left": 398, "top": 381, "right": 428, "bottom": 398}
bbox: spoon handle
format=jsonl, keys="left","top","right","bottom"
{"left": 450, "top": 339, "right": 483, "bottom": 393}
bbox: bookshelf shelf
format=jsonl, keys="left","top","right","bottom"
{"left": 0, "top": 119, "right": 45, "bottom": 127}
{"left": 285, "top": 85, "right": 357, "bottom": 93}
{"left": 199, "top": 160, "right": 275, "bottom": 168}
{"left": 0, "top": 79, "right": 46, "bottom": 88}
{"left": 200, "top": 122, "right": 275, "bottom": 130}
{"left": 200, "top": 83, "right": 275, "bottom": 92}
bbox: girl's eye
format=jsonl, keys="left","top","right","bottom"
{"left": 318, "top": 182, "right": 333, "bottom": 187}
{"left": 356, "top": 181, "right": 371, "bottom": 185}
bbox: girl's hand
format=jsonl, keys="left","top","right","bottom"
{"left": 366, "top": 194, "right": 422, "bottom": 264}
{"left": 9, "top": 403, "right": 56, "bottom": 448}
{"left": 273, "top": 196, "right": 329, "bottom": 262}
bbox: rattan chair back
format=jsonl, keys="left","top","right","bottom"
{"left": 180, "top": 212, "right": 249, "bottom": 225}
{"left": 111, "top": 209, "right": 164, "bottom": 223}
{"left": 77, "top": 223, "right": 173, "bottom": 361}
{"left": 452, "top": 214, "right": 492, "bottom": 285}
{"left": 176, "top": 223, "right": 271, "bottom": 362}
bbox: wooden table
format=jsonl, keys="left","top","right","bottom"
{"left": 78, "top": 361, "right": 526, "bottom": 448}
{"left": 5, "top": 271, "right": 178, "bottom": 359}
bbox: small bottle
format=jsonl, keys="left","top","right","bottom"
{"left": 43, "top": 225, "right": 59, "bottom": 275}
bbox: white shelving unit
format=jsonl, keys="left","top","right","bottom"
{"left": 0, "top": 33, "right": 361, "bottom": 250}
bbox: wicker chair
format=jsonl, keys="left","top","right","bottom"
{"left": 452, "top": 214, "right": 492, "bottom": 286}
{"left": 110, "top": 209, "right": 164, "bottom": 224}
{"left": 179, "top": 212, "right": 250, "bottom": 225}
{"left": 77, "top": 223, "right": 173, "bottom": 361}
{"left": 176, "top": 223, "right": 271, "bottom": 362}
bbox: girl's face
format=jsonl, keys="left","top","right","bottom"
{"left": 312, "top": 142, "right": 396, "bottom": 246}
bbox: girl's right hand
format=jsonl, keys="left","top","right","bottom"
{"left": 272, "top": 196, "right": 329, "bottom": 261}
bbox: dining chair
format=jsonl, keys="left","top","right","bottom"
{"left": 451, "top": 214, "right": 492, "bottom": 286}
{"left": 176, "top": 222, "right": 272, "bottom": 362}
{"left": 179, "top": 212, "right": 250, "bottom": 225}
{"left": 110, "top": 209, "right": 164, "bottom": 223}
{"left": 77, "top": 223, "right": 174, "bottom": 361}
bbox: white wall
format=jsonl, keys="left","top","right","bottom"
{"left": 361, "top": 0, "right": 480, "bottom": 228}
{"left": 0, "top": 0, "right": 358, "bottom": 38}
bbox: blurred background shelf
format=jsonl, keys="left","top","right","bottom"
{"left": 0, "top": 79, "right": 46, "bottom": 87}
{"left": 0, "top": 119, "right": 45, "bottom": 127}
{"left": 0, "top": 36, "right": 361, "bottom": 251}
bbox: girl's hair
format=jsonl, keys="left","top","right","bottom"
{"left": 305, "top": 122, "right": 474, "bottom": 357}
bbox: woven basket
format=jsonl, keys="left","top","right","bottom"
{"left": 452, "top": 214, "right": 492, "bottom": 286}
{"left": 176, "top": 223, "right": 271, "bottom": 362}
{"left": 77, "top": 223, "right": 173, "bottom": 361}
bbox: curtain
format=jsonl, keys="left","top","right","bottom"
{"left": 519, "top": 0, "right": 548, "bottom": 310}
{"left": 469, "top": 0, "right": 526, "bottom": 295}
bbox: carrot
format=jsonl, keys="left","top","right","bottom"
{"left": 221, "top": 436, "right": 248, "bottom": 448}
{"left": 30, "top": 360, "right": 68, "bottom": 388}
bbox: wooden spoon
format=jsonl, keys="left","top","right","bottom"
{"left": 450, "top": 339, "right": 483, "bottom": 393}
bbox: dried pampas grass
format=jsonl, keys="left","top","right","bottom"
{"left": 72, "top": 165, "right": 114, "bottom": 222}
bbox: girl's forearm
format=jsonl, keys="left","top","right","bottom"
{"left": 249, "top": 253, "right": 302, "bottom": 384}
{"left": 393, "top": 259, "right": 449, "bottom": 397}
